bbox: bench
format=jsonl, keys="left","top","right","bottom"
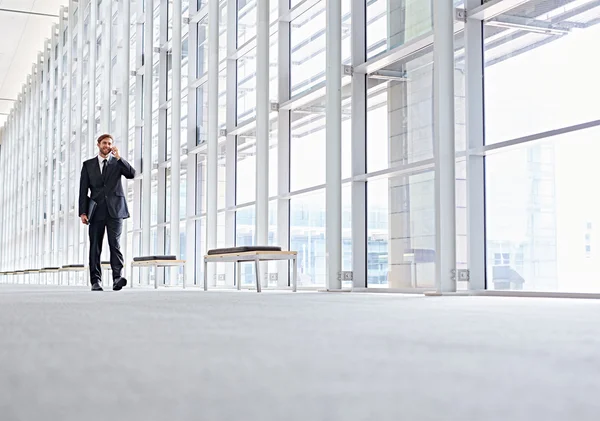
{"left": 203, "top": 246, "right": 298, "bottom": 293}
{"left": 130, "top": 256, "right": 187, "bottom": 289}
{"left": 60, "top": 264, "right": 88, "bottom": 286}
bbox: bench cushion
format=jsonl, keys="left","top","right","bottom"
{"left": 42, "top": 267, "right": 61, "bottom": 270}
{"left": 101, "top": 261, "right": 110, "bottom": 264}
{"left": 133, "top": 255, "right": 177, "bottom": 262}
{"left": 62, "top": 264, "right": 85, "bottom": 268}
{"left": 207, "top": 246, "right": 282, "bottom": 255}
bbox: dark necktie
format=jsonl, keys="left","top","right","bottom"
{"left": 102, "top": 159, "right": 107, "bottom": 177}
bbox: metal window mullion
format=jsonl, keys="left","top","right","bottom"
{"left": 433, "top": 0, "right": 457, "bottom": 293}
{"left": 45, "top": 39, "right": 54, "bottom": 267}
{"left": 27, "top": 75, "right": 34, "bottom": 267}
{"left": 55, "top": 12, "right": 65, "bottom": 266}
{"left": 84, "top": 0, "right": 98, "bottom": 270}
{"left": 276, "top": 0, "right": 291, "bottom": 287}
{"left": 120, "top": 0, "right": 132, "bottom": 279}
{"left": 142, "top": 0, "right": 155, "bottom": 256}
{"left": 185, "top": 1, "right": 198, "bottom": 284}
{"left": 325, "top": 0, "right": 342, "bottom": 290}
{"left": 351, "top": 0, "right": 367, "bottom": 288}
{"left": 465, "top": 0, "right": 486, "bottom": 290}
{"left": 63, "top": 3, "right": 74, "bottom": 265}
{"left": 102, "top": 0, "right": 112, "bottom": 133}
{"left": 206, "top": 0, "right": 219, "bottom": 279}
{"left": 170, "top": 0, "right": 182, "bottom": 274}
{"left": 157, "top": 0, "right": 168, "bottom": 263}
{"left": 74, "top": 0, "right": 85, "bottom": 267}
{"left": 255, "top": 0, "right": 269, "bottom": 288}
{"left": 223, "top": 0, "right": 238, "bottom": 286}
{"left": 16, "top": 96, "right": 23, "bottom": 269}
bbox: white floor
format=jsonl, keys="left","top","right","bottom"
{"left": 1, "top": 285, "right": 599, "bottom": 420}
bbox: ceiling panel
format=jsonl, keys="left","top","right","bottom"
{"left": 0, "top": 0, "right": 69, "bottom": 127}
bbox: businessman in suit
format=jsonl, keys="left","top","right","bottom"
{"left": 79, "top": 133, "right": 136, "bottom": 291}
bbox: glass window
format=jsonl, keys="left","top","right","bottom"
{"left": 237, "top": 0, "right": 256, "bottom": 47}
{"left": 197, "top": 19, "right": 208, "bottom": 77}
{"left": 366, "top": 50, "right": 434, "bottom": 173}
{"left": 484, "top": 14, "right": 600, "bottom": 144}
{"left": 290, "top": 101, "right": 351, "bottom": 191}
{"left": 196, "top": 84, "right": 208, "bottom": 145}
{"left": 367, "top": 172, "right": 436, "bottom": 289}
{"left": 366, "top": 0, "right": 432, "bottom": 60}
{"left": 237, "top": 50, "right": 256, "bottom": 123}
{"left": 236, "top": 135, "right": 256, "bottom": 204}
{"left": 486, "top": 125, "right": 600, "bottom": 293}
{"left": 290, "top": 189, "right": 326, "bottom": 287}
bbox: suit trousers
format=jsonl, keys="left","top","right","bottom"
{"left": 89, "top": 215, "right": 124, "bottom": 285}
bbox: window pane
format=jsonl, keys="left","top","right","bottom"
{"left": 367, "top": 51, "right": 434, "bottom": 173}
{"left": 367, "top": 172, "right": 436, "bottom": 289}
{"left": 366, "top": 0, "right": 432, "bottom": 60}
{"left": 484, "top": 12, "right": 600, "bottom": 144}
{"left": 290, "top": 190, "right": 326, "bottom": 287}
{"left": 486, "top": 125, "right": 600, "bottom": 293}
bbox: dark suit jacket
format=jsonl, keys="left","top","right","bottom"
{"left": 78, "top": 156, "right": 136, "bottom": 220}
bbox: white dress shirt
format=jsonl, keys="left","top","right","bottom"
{"left": 97, "top": 154, "right": 111, "bottom": 174}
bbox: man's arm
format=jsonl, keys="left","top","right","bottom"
{"left": 78, "top": 162, "right": 90, "bottom": 216}
{"left": 117, "top": 158, "right": 136, "bottom": 179}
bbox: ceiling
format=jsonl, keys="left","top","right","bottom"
{"left": 0, "top": 0, "right": 68, "bottom": 126}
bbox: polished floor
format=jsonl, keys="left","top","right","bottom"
{"left": 1, "top": 284, "right": 599, "bottom": 420}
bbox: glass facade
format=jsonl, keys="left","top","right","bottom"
{"left": 1, "top": 0, "right": 600, "bottom": 294}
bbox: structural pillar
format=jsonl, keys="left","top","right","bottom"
{"left": 142, "top": 0, "right": 154, "bottom": 256}
{"left": 326, "top": 0, "right": 342, "bottom": 290}
{"left": 256, "top": 0, "right": 270, "bottom": 287}
{"left": 433, "top": 0, "right": 456, "bottom": 292}
{"left": 206, "top": 0, "right": 219, "bottom": 284}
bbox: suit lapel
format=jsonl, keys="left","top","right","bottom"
{"left": 89, "top": 158, "right": 102, "bottom": 182}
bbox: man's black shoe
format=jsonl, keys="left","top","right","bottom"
{"left": 113, "top": 277, "right": 128, "bottom": 291}
{"left": 91, "top": 282, "right": 103, "bottom": 291}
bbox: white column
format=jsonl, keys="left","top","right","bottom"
{"left": 25, "top": 78, "right": 32, "bottom": 267}
{"left": 225, "top": 0, "right": 238, "bottom": 287}
{"left": 276, "top": 0, "right": 291, "bottom": 287}
{"left": 46, "top": 34, "right": 56, "bottom": 268}
{"left": 206, "top": 0, "right": 219, "bottom": 280}
{"left": 186, "top": 1, "right": 199, "bottom": 286}
{"left": 351, "top": 0, "right": 367, "bottom": 288}
{"left": 171, "top": 0, "right": 182, "bottom": 278}
{"left": 142, "top": 0, "right": 154, "bottom": 256}
{"left": 54, "top": 12, "right": 65, "bottom": 266}
{"left": 433, "top": 0, "right": 457, "bottom": 293}
{"left": 121, "top": 0, "right": 132, "bottom": 277}
{"left": 63, "top": 3, "right": 74, "bottom": 264}
{"left": 102, "top": 0, "right": 112, "bottom": 133}
{"left": 74, "top": 0, "right": 84, "bottom": 267}
{"left": 85, "top": 1, "right": 98, "bottom": 269}
{"left": 255, "top": 0, "right": 270, "bottom": 261}
{"left": 326, "top": 0, "right": 342, "bottom": 290}
{"left": 465, "top": 0, "right": 485, "bottom": 290}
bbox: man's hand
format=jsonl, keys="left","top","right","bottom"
{"left": 80, "top": 214, "right": 89, "bottom": 225}
{"left": 112, "top": 146, "right": 121, "bottom": 160}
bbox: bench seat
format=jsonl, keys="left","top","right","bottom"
{"left": 203, "top": 246, "right": 297, "bottom": 293}
{"left": 130, "top": 256, "right": 186, "bottom": 289}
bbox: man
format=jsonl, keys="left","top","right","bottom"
{"left": 79, "top": 134, "right": 136, "bottom": 291}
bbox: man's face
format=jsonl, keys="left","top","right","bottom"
{"left": 98, "top": 137, "right": 113, "bottom": 156}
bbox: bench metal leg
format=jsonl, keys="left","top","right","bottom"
{"left": 183, "top": 264, "right": 186, "bottom": 289}
{"left": 254, "top": 258, "right": 261, "bottom": 293}
{"left": 130, "top": 265, "right": 134, "bottom": 288}
{"left": 203, "top": 260, "right": 208, "bottom": 291}
{"left": 292, "top": 257, "right": 298, "bottom": 292}
{"left": 237, "top": 261, "right": 241, "bottom": 290}
{"left": 154, "top": 265, "right": 158, "bottom": 289}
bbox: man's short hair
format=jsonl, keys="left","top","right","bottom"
{"left": 97, "top": 133, "right": 113, "bottom": 144}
